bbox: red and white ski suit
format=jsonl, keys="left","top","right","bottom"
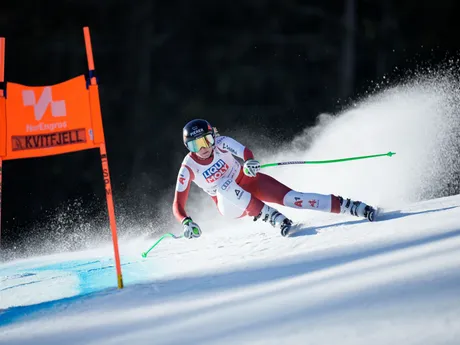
{"left": 173, "top": 136, "right": 340, "bottom": 223}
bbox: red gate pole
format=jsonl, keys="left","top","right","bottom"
{"left": 0, "top": 37, "right": 5, "bottom": 247}
{"left": 83, "top": 27, "right": 123, "bottom": 289}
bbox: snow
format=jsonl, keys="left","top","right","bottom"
{"left": 1, "top": 73, "right": 460, "bottom": 344}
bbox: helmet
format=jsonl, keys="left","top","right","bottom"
{"left": 182, "top": 119, "right": 216, "bottom": 152}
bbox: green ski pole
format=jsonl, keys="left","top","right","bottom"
{"left": 260, "top": 151, "right": 395, "bottom": 169}
{"left": 141, "top": 233, "right": 183, "bottom": 258}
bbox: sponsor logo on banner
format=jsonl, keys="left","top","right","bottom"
{"left": 309, "top": 199, "right": 318, "bottom": 208}
{"left": 22, "top": 87, "right": 68, "bottom": 133}
{"left": 203, "top": 159, "right": 229, "bottom": 183}
{"left": 26, "top": 121, "right": 68, "bottom": 133}
{"left": 12, "top": 128, "right": 86, "bottom": 151}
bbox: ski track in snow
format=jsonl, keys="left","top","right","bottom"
{"left": 1, "top": 197, "right": 459, "bottom": 345}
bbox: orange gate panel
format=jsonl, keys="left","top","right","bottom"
{"left": 3, "top": 75, "right": 101, "bottom": 160}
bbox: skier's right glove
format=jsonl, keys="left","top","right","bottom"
{"left": 182, "top": 217, "right": 202, "bottom": 239}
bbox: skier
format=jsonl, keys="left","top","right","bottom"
{"left": 173, "top": 119, "right": 376, "bottom": 238}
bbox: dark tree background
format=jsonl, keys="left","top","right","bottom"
{"left": 0, "top": 0, "right": 459, "bottom": 253}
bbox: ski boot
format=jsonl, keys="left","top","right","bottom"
{"left": 253, "top": 205, "right": 294, "bottom": 237}
{"left": 280, "top": 218, "right": 294, "bottom": 237}
{"left": 337, "top": 196, "right": 376, "bottom": 221}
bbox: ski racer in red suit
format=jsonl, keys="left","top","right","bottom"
{"left": 173, "top": 119, "right": 376, "bottom": 238}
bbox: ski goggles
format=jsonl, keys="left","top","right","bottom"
{"left": 186, "top": 134, "right": 215, "bottom": 152}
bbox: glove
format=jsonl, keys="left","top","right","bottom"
{"left": 243, "top": 159, "right": 261, "bottom": 177}
{"left": 182, "top": 217, "right": 202, "bottom": 239}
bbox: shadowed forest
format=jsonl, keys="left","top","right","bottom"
{"left": 0, "top": 0, "right": 459, "bottom": 250}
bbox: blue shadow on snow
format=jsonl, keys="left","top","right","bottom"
{"left": 289, "top": 205, "right": 458, "bottom": 238}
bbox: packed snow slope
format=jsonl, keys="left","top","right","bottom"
{"left": 1, "top": 71, "right": 460, "bottom": 344}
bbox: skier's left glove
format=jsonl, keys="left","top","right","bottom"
{"left": 182, "top": 217, "right": 202, "bottom": 239}
{"left": 243, "top": 159, "right": 261, "bottom": 177}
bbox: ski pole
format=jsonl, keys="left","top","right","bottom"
{"left": 260, "top": 151, "right": 395, "bottom": 169}
{"left": 141, "top": 233, "right": 183, "bottom": 258}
